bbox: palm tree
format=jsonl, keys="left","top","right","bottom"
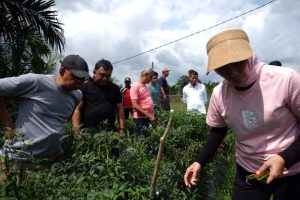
{"left": 0, "top": 0, "right": 64, "bottom": 52}
{"left": 0, "top": 0, "right": 65, "bottom": 77}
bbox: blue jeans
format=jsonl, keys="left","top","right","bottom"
{"left": 134, "top": 118, "right": 149, "bottom": 137}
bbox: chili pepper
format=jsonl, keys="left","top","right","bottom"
{"left": 246, "top": 170, "right": 270, "bottom": 185}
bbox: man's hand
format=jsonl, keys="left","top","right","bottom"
{"left": 119, "top": 129, "right": 125, "bottom": 137}
{"left": 74, "top": 128, "right": 83, "bottom": 140}
{"left": 181, "top": 98, "right": 185, "bottom": 104}
{"left": 149, "top": 115, "right": 156, "bottom": 122}
{"left": 4, "top": 127, "right": 13, "bottom": 139}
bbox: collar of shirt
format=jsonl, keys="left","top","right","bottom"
{"left": 188, "top": 82, "right": 199, "bottom": 88}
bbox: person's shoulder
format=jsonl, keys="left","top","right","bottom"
{"left": 22, "top": 73, "right": 50, "bottom": 80}
{"left": 194, "top": 82, "right": 202, "bottom": 88}
{"left": 183, "top": 79, "right": 189, "bottom": 85}
{"left": 79, "top": 79, "right": 92, "bottom": 91}
{"left": 85, "top": 79, "right": 95, "bottom": 86}
{"left": 132, "top": 81, "right": 142, "bottom": 87}
{"left": 109, "top": 81, "right": 119, "bottom": 88}
{"left": 70, "top": 89, "right": 82, "bottom": 102}
{"left": 182, "top": 83, "right": 190, "bottom": 91}
{"left": 1, "top": 74, "right": 47, "bottom": 89}
{"left": 108, "top": 82, "right": 121, "bottom": 92}
{"left": 72, "top": 89, "right": 82, "bottom": 96}
{"left": 24, "top": 73, "right": 55, "bottom": 85}
{"left": 158, "top": 76, "right": 166, "bottom": 84}
{"left": 130, "top": 82, "right": 140, "bottom": 95}
{"left": 200, "top": 83, "right": 206, "bottom": 88}
{"left": 120, "top": 86, "right": 127, "bottom": 93}
{"left": 132, "top": 82, "right": 146, "bottom": 91}
{"left": 211, "top": 82, "right": 225, "bottom": 94}
{"left": 263, "top": 63, "right": 296, "bottom": 78}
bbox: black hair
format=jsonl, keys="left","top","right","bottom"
{"left": 153, "top": 71, "right": 158, "bottom": 76}
{"left": 189, "top": 70, "right": 198, "bottom": 76}
{"left": 188, "top": 69, "right": 195, "bottom": 75}
{"left": 95, "top": 59, "right": 113, "bottom": 71}
{"left": 269, "top": 60, "right": 282, "bottom": 66}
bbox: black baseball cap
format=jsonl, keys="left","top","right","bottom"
{"left": 61, "top": 55, "right": 90, "bottom": 78}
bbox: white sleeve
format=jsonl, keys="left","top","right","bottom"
{"left": 182, "top": 87, "right": 187, "bottom": 104}
{"left": 203, "top": 84, "right": 208, "bottom": 103}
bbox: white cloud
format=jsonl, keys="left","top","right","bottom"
{"left": 55, "top": 0, "right": 300, "bottom": 85}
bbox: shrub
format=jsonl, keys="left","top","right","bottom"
{"left": 0, "top": 111, "right": 235, "bottom": 199}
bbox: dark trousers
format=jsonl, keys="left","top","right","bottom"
{"left": 158, "top": 96, "right": 170, "bottom": 111}
{"left": 124, "top": 108, "right": 133, "bottom": 119}
{"left": 134, "top": 118, "right": 149, "bottom": 137}
{"left": 232, "top": 164, "right": 300, "bottom": 200}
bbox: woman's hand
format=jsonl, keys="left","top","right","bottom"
{"left": 256, "top": 155, "right": 285, "bottom": 184}
{"left": 184, "top": 162, "right": 201, "bottom": 188}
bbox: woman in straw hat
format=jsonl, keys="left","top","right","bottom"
{"left": 184, "top": 29, "right": 300, "bottom": 200}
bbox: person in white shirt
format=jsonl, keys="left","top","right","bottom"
{"left": 182, "top": 70, "right": 207, "bottom": 114}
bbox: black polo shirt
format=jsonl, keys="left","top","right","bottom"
{"left": 81, "top": 80, "right": 122, "bottom": 130}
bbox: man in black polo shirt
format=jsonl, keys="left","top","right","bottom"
{"left": 72, "top": 59, "right": 125, "bottom": 136}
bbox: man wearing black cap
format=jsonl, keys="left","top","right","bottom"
{"left": 72, "top": 59, "right": 125, "bottom": 135}
{"left": 120, "top": 77, "right": 133, "bottom": 119}
{"left": 0, "top": 54, "right": 89, "bottom": 163}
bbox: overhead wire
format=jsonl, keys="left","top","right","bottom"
{"left": 112, "top": 0, "right": 276, "bottom": 65}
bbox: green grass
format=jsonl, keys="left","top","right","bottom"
{"left": 169, "top": 94, "right": 186, "bottom": 112}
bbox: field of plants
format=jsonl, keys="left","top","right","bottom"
{"left": 0, "top": 82, "right": 236, "bottom": 199}
{"left": 0, "top": 112, "right": 235, "bottom": 199}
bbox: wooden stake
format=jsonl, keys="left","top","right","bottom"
{"left": 149, "top": 114, "right": 173, "bottom": 199}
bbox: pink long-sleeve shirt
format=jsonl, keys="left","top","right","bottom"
{"left": 207, "top": 58, "right": 300, "bottom": 176}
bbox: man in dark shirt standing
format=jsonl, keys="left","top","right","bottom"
{"left": 72, "top": 59, "right": 125, "bottom": 136}
{"left": 158, "top": 67, "right": 171, "bottom": 111}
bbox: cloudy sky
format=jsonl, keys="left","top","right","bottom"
{"left": 54, "top": 0, "right": 300, "bottom": 86}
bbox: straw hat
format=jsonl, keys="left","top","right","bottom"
{"left": 206, "top": 29, "right": 253, "bottom": 74}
